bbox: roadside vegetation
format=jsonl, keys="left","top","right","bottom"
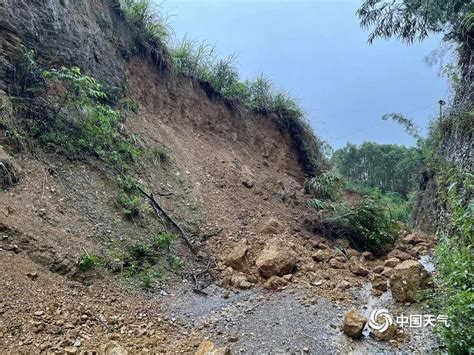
{"left": 357, "top": 0, "right": 473, "bottom": 352}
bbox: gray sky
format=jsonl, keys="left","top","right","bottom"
{"left": 159, "top": 0, "right": 449, "bottom": 148}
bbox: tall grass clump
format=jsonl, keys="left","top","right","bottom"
{"left": 114, "top": 0, "right": 172, "bottom": 70}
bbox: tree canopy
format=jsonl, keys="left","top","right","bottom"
{"left": 332, "top": 142, "right": 424, "bottom": 196}
{"left": 357, "top": 0, "right": 474, "bottom": 43}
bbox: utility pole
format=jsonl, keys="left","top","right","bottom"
{"left": 438, "top": 99, "right": 446, "bottom": 124}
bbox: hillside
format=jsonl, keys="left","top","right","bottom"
{"left": 0, "top": 0, "right": 457, "bottom": 353}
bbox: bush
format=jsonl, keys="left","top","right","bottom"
{"left": 77, "top": 254, "right": 101, "bottom": 271}
{"left": 117, "top": 191, "right": 144, "bottom": 217}
{"left": 318, "top": 197, "right": 399, "bottom": 253}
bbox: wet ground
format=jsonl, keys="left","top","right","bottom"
{"left": 162, "top": 277, "right": 440, "bottom": 354}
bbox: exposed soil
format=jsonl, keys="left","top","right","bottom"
{"left": 0, "top": 57, "right": 442, "bottom": 354}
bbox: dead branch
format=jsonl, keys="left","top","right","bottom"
{"left": 136, "top": 185, "right": 196, "bottom": 254}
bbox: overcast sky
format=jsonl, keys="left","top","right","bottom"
{"left": 159, "top": 0, "right": 450, "bottom": 148}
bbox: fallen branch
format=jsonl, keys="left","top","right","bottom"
{"left": 136, "top": 186, "right": 196, "bottom": 254}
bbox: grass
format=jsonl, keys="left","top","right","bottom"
{"left": 113, "top": 0, "right": 327, "bottom": 176}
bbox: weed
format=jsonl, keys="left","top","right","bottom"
{"left": 77, "top": 253, "right": 101, "bottom": 271}
{"left": 150, "top": 232, "right": 175, "bottom": 251}
{"left": 117, "top": 191, "right": 144, "bottom": 217}
{"left": 170, "top": 255, "right": 183, "bottom": 270}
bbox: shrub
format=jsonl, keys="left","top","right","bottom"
{"left": 319, "top": 197, "right": 399, "bottom": 253}
{"left": 77, "top": 253, "right": 101, "bottom": 271}
{"left": 305, "top": 170, "right": 344, "bottom": 201}
{"left": 117, "top": 191, "right": 144, "bottom": 217}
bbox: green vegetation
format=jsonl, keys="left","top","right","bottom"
{"left": 433, "top": 167, "right": 473, "bottom": 353}
{"left": 345, "top": 182, "right": 414, "bottom": 223}
{"left": 123, "top": 233, "right": 177, "bottom": 289}
{"left": 305, "top": 170, "right": 343, "bottom": 201}
{"left": 77, "top": 253, "right": 101, "bottom": 271}
{"left": 357, "top": 0, "right": 474, "bottom": 43}
{"left": 113, "top": 0, "right": 326, "bottom": 176}
{"left": 305, "top": 170, "right": 401, "bottom": 253}
{"left": 357, "top": 0, "right": 473, "bottom": 349}
{"left": 332, "top": 142, "right": 423, "bottom": 197}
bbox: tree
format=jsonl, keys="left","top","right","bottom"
{"left": 357, "top": 0, "right": 474, "bottom": 43}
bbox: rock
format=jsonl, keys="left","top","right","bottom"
{"left": 34, "top": 311, "right": 44, "bottom": 317}
{"left": 372, "top": 265, "right": 384, "bottom": 274}
{"left": 259, "top": 218, "right": 285, "bottom": 235}
{"left": 26, "top": 272, "right": 38, "bottom": 280}
{"left": 371, "top": 320, "right": 398, "bottom": 341}
{"left": 329, "top": 258, "right": 346, "bottom": 270}
{"left": 229, "top": 273, "right": 252, "bottom": 289}
{"left": 237, "top": 279, "right": 252, "bottom": 290}
{"left": 99, "top": 341, "right": 128, "bottom": 355}
{"left": 403, "top": 234, "right": 424, "bottom": 245}
{"left": 256, "top": 239, "right": 297, "bottom": 277}
{"left": 387, "top": 249, "right": 412, "bottom": 261}
{"left": 349, "top": 262, "right": 370, "bottom": 276}
{"left": 241, "top": 166, "right": 255, "bottom": 188}
{"left": 263, "top": 275, "right": 288, "bottom": 290}
{"left": 0, "top": 159, "right": 18, "bottom": 190}
{"left": 335, "top": 280, "right": 351, "bottom": 290}
{"left": 371, "top": 274, "right": 387, "bottom": 293}
{"left": 342, "top": 308, "right": 367, "bottom": 338}
{"left": 381, "top": 267, "right": 394, "bottom": 278}
{"left": 347, "top": 249, "right": 360, "bottom": 258}
{"left": 223, "top": 239, "right": 249, "bottom": 270}
{"left": 195, "top": 340, "right": 230, "bottom": 355}
{"left": 389, "top": 260, "right": 432, "bottom": 302}
{"left": 362, "top": 251, "right": 374, "bottom": 261}
{"left": 312, "top": 249, "right": 332, "bottom": 262}
{"left": 282, "top": 274, "right": 293, "bottom": 282}
{"left": 384, "top": 257, "right": 400, "bottom": 268}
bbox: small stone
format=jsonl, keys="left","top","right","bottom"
{"left": 229, "top": 336, "right": 238, "bottom": 342}
{"left": 303, "top": 347, "right": 310, "bottom": 353}
{"left": 349, "top": 262, "right": 370, "bottom": 276}
{"left": 34, "top": 311, "right": 44, "bottom": 317}
{"left": 362, "top": 251, "right": 374, "bottom": 261}
{"left": 384, "top": 257, "right": 401, "bottom": 268}
{"left": 26, "top": 272, "right": 38, "bottom": 280}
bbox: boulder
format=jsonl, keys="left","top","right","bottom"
{"left": 260, "top": 218, "right": 285, "bottom": 234}
{"left": 223, "top": 239, "right": 249, "bottom": 270}
{"left": 263, "top": 275, "right": 288, "bottom": 290}
{"left": 312, "top": 249, "right": 332, "bottom": 262}
{"left": 342, "top": 308, "right": 367, "bottom": 338}
{"left": 384, "top": 257, "right": 400, "bottom": 268}
{"left": 389, "top": 260, "right": 431, "bottom": 302}
{"left": 256, "top": 239, "right": 297, "bottom": 277}
{"left": 387, "top": 249, "right": 412, "bottom": 261}
{"left": 349, "top": 262, "right": 370, "bottom": 276}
